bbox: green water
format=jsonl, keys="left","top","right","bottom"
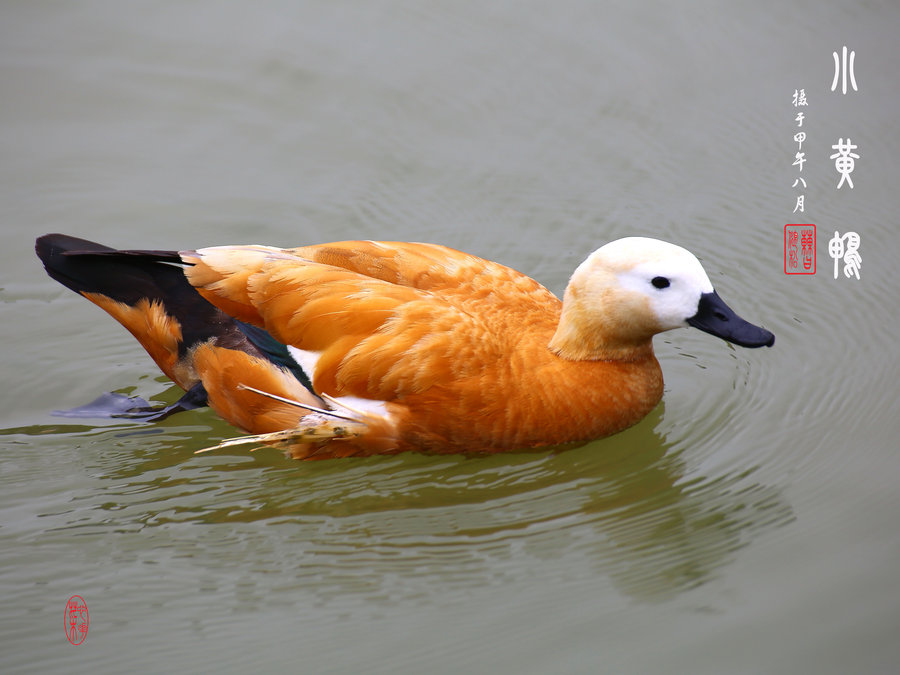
{"left": 2, "top": 1, "right": 899, "bottom": 673}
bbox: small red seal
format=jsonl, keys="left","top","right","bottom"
{"left": 785, "top": 224, "right": 816, "bottom": 274}
{"left": 64, "top": 595, "right": 89, "bottom": 645}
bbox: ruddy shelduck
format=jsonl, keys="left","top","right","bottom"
{"left": 36, "top": 234, "right": 773, "bottom": 459}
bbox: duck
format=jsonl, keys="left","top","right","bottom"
{"left": 35, "top": 233, "right": 773, "bottom": 459}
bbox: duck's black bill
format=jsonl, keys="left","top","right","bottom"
{"left": 687, "top": 291, "right": 775, "bottom": 348}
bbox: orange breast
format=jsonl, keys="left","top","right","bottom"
{"left": 389, "top": 339, "right": 664, "bottom": 455}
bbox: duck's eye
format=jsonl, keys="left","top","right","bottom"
{"left": 651, "top": 276, "right": 670, "bottom": 289}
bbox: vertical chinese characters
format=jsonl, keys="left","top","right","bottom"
{"left": 783, "top": 48, "right": 864, "bottom": 279}
{"left": 828, "top": 45, "right": 862, "bottom": 280}
{"left": 791, "top": 89, "right": 808, "bottom": 214}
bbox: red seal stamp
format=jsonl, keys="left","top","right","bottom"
{"left": 785, "top": 224, "right": 816, "bottom": 274}
{"left": 64, "top": 595, "right": 89, "bottom": 645}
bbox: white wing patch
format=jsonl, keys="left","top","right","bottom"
{"left": 286, "top": 346, "right": 395, "bottom": 426}
{"left": 322, "top": 394, "right": 391, "bottom": 422}
{"left": 287, "top": 345, "right": 321, "bottom": 386}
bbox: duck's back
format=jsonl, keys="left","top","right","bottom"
{"left": 183, "top": 241, "right": 561, "bottom": 397}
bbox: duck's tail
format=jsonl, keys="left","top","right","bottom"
{"left": 35, "top": 234, "right": 321, "bottom": 431}
{"left": 36, "top": 233, "right": 236, "bottom": 390}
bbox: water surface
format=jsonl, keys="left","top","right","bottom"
{"left": 2, "top": 1, "right": 899, "bottom": 673}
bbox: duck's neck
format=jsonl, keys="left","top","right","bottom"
{"left": 549, "top": 290, "right": 656, "bottom": 363}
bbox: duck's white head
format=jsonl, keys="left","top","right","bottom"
{"left": 550, "top": 237, "right": 774, "bottom": 360}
